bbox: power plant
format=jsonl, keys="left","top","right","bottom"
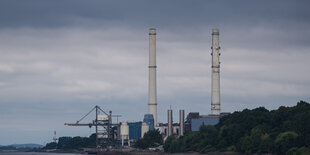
{"left": 65, "top": 28, "right": 228, "bottom": 150}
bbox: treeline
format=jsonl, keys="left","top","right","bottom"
{"left": 164, "top": 101, "right": 310, "bottom": 154}
{"left": 44, "top": 134, "right": 96, "bottom": 150}
{"left": 0, "top": 146, "right": 17, "bottom": 150}
{"left": 0, "top": 145, "right": 41, "bottom": 152}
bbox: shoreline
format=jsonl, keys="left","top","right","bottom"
{"left": 97, "top": 150, "right": 244, "bottom": 155}
{"left": 1, "top": 148, "right": 245, "bottom": 155}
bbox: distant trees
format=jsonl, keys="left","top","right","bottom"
{"left": 0, "top": 146, "right": 18, "bottom": 150}
{"left": 57, "top": 136, "right": 71, "bottom": 149}
{"left": 163, "top": 100, "right": 310, "bottom": 154}
{"left": 43, "top": 134, "right": 96, "bottom": 150}
{"left": 44, "top": 142, "right": 57, "bottom": 149}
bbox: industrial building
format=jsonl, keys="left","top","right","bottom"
{"left": 153, "top": 109, "right": 185, "bottom": 140}
{"left": 66, "top": 28, "right": 230, "bottom": 148}
{"left": 128, "top": 122, "right": 142, "bottom": 140}
{"left": 156, "top": 123, "right": 180, "bottom": 136}
{"left": 184, "top": 112, "right": 230, "bottom": 132}
{"left": 120, "top": 121, "right": 151, "bottom": 146}
{"left": 191, "top": 115, "right": 219, "bottom": 131}
{"left": 143, "top": 114, "right": 155, "bottom": 130}
{"left": 185, "top": 112, "right": 200, "bottom": 132}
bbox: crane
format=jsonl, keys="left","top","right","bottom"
{"left": 64, "top": 105, "right": 121, "bottom": 149}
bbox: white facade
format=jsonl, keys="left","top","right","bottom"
{"left": 148, "top": 28, "right": 158, "bottom": 126}
{"left": 141, "top": 122, "right": 150, "bottom": 138}
{"left": 211, "top": 29, "right": 221, "bottom": 115}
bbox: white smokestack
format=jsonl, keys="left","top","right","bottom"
{"left": 148, "top": 28, "right": 158, "bottom": 126}
{"left": 211, "top": 29, "right": 221, "bottom": 115}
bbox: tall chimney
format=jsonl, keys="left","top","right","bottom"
{"left": 168, "top": 109, "right": 173, "bottom": 136}
{"left": 211, "top": 29, "right": 221, "bottom": 115}
{"left": 148, "top": 28, "right": 158, "bottom": 126}
{"left": 179, "top": 110, "right": 185, "bottom": 136}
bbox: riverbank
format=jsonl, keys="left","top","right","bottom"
{"left": 97, "top": 151, "right": 244, "bottom": 155}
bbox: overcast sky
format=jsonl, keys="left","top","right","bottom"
{"left": 0, "top": 0, "right": 309, "bottom": 145}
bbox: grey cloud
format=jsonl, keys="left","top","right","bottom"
{"left": 1, "top": 0, "right": 309, "bottom": 29}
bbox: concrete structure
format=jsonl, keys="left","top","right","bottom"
{"left": 172, "top": 124, "right": 180, "bottom": 135}
{"left": 120, "top": 121, "right": 129, "bottom": 146}
{"left": 157, "top": 123, "right": 180, "bottom": 137}
{"left": 154, "top": 125, "right": 165, "bottom": 134}
{"left": 143, "top": 114, "right": 155, "bottom": 130}
{"left": 179, "top": 110, "right": 185, "bottom": 136}
{"left": 148, "top": 28, "right": 158, "bottom": 126}
{"left": 141, "top": 122, "right": 149, "bottom": 138}
{"left": 167, "top": 109, "right": 173, "bottom": 136}
{"left": 191, "top": 115, "right": 220, "bottom": 131}
{"left": 211, "top": 29, "right": 221, "bottom": 115}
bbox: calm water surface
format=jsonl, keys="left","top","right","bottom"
{"left": 0, "top": 152, "right": 81, "bottom": 155}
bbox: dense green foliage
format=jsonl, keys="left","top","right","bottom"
{"left": 164, "top": 101, "right": 310, "bottom": 154}
{"left": 44, "top": 142, "right": 57, "bottom": 149}
{"left": 43, "top": 134, "right": 96, "bottom": 150}
{"left": 135, "top": 129, "right": 163, "bottom": 149}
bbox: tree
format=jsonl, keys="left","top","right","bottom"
{"left": 44, "top": 142, "right": 57, "bottom": 149}
{"left": 64, "top": 136, "right": 89, "bottom": 149}
{"left": 143, "top": 129, "right": 163, "bottom": 146}
{"left": 162, "top": 101, "right": 310, "bottom": 154}
{"left": 57, "top": 137, "right": 71, "bottom": 149}
{"left": 259, "top": 133, "right": 273, "bottom": 153}
{"left": 275, "top": 131, "right": 299, "bottom": 154}
{"left": 135, "top": 139, "right": 148, "bottom": 149}
{"left": 163, "top": 136, "right": 176, "bottom": 152}
{"left": 135, "top": 129, "right": 163, "bottom": 149}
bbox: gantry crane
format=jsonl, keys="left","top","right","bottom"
{"left": 64, "top": 105, "right": 121, "bottom": 148}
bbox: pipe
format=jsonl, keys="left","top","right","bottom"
{"left": 179, "top": 110, "right": 184, "bottom": 136}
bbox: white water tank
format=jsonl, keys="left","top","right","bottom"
{"left": 120, "top": 121, "right": 129, "bottom": 147}
{"left": 120, "top": 121, "right": 129, "bottom": 136}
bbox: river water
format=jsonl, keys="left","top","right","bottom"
{"left": 0, "top": 152, "right": 81, "bottom": 155}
